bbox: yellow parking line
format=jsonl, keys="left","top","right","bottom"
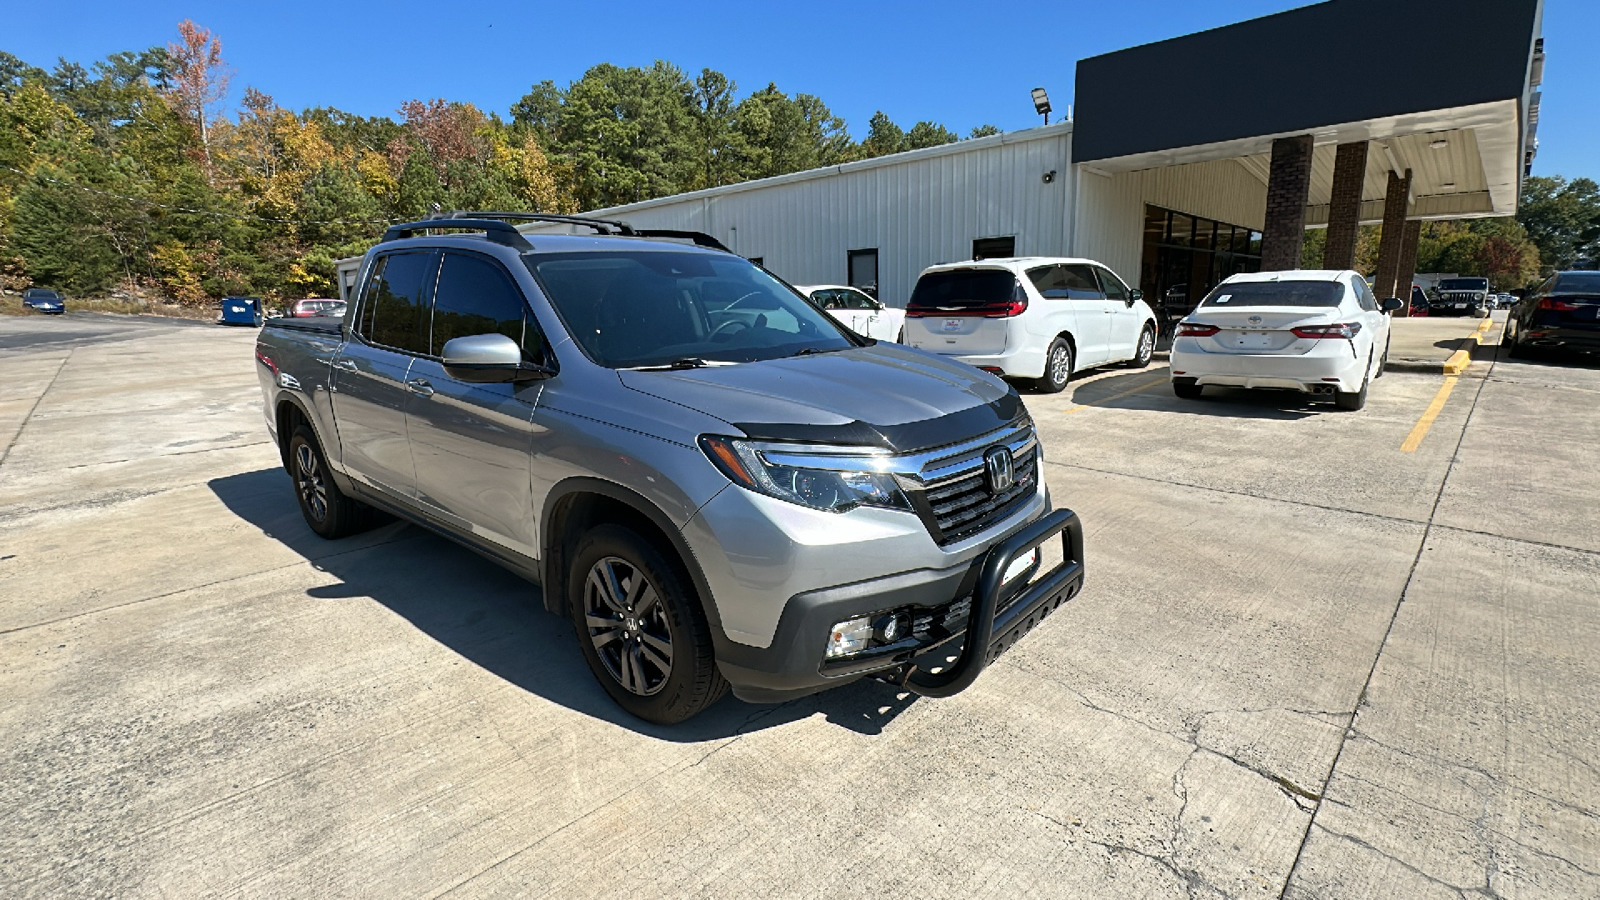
{"left": 1063, "top": 375, "right": 1169, "bottom": 415}
{"left": 1401, "top": 375, "right": 1459, "bottom": 452}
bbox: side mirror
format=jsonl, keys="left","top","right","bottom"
{"left": 441, "top": 333, "right": 553, "bottom": 384}
{"left": 1381, "top": 297, "right": 1404, "bottom": 312}
{"left": 1129, "top": 289, "right": 1144, "bottom": 302}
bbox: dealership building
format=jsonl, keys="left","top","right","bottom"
{"left": 498, "top": 0, "right": 1545, "bottom": 318}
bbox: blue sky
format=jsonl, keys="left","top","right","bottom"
{"left": 6, "top": 1, "right": 1595, "bottom": 181}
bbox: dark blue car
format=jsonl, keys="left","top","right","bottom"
{"left": 22, "top": 288, "right": 64, "bottom": 314}
{"left": 220, "top": 296, "right": 264, "bottom": 327}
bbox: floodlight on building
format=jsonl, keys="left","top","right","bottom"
{"left": 1031, "top": 88, "right": 1052, "bottom": 125}
{"left": 1429, "top": 139, "right": 1449, "bottom": 149}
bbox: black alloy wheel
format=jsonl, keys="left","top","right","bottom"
{"left": 582, "top": 555, "right": 674, "bottom": 697}
{"left": 286, "top": 425, "right": 367, "bottom": 538}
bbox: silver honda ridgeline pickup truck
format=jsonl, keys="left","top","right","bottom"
{"left": 255, "top": 213, "right": 1084, "bottom": 723}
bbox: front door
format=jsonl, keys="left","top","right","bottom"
{"left": 405, "top": 251, "right": 545, "bottom": 558}
{"left": 330, "top": 250, "right": 435, "bottom": 500}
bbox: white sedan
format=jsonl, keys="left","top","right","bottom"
{"left": 1169, "top": 270, "right": 1402, "bottom": 410}
{"left": 793, "top": 284, "right": 905, "bottom": 342}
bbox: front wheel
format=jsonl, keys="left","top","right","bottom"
{"left": 569, "top": 524, "right": 728, "bottom": 724}
{"left": 1032, "top": 338, "right": 1074, "bottom": 393}
{"left": 1126, "top": 325, "right": 1155, "bottom": 368}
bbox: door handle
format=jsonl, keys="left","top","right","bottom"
{"left": 331, "top": 359, "right": 357, "bottom": 372}
{"left": 406, "top": 378, "right": 435, "bottom": 397}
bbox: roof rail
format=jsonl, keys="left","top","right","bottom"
{"left": 436, "top": 210, "right": 637, "bottom": 236}
{"left": 440, "top": 211, "right": 731, "bottom": 254}
{"left": 632, "top": 229, "right": 731, "bottom": 253}
{"left": 381, "top": 218, "right": 534, "bottom": 250}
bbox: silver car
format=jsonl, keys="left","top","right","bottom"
{"left": 255, "top": 213, "right": 1084, "bottom": 723}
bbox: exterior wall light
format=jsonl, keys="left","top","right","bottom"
{"left": 1031, "top": 87, "right": 1052, "bottom": 125}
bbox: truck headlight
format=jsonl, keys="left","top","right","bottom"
{"left": 1476, "top": 292, "right": 1486, "bottom": 301}
{"left": 699, "top": 436, "right": 912, "bottom": 513}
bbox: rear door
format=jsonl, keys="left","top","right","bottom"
{"left": 331, "top": 251, "right": 435, "bottom": 501}
{"left": 1048, "top": 265, "right": 1112, "bottom": 366}
{"left": 904, "top": 268, "right": 1020, "bottom": 356}
{"left": 404, "top": 250, "right": 545, "bottom": 558}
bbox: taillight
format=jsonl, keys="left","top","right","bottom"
{"left": 1176, "top": 323, "right": 1219, "bottom": 337}
{"left": 1538, "top": 298, "right": 1579, "bottom": 311}
{"left": 905, "top": 299, "right": 1027, "bottom": 318}
{"left": 255, "top": 348, "right": 278, "bottom": 374}
{"left": 1292, "top": 323, "right": 1363, "bottom": 339}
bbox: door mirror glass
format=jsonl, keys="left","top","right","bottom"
{"left": 1381, "top": 297, "right": 1404, "bottom": 312}
{"left": 442, "top": 333, "right": 552, "bottom": 383}
{"left": 1129, "top": 288, "right": 1143, "bottom": 302}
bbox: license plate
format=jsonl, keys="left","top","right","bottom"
{"left": 1452, "top": 302, "right": 1467, "bottom": 308}
{"left": 942, "top": 319, "right": 963, "bottom": 332}
{"left": 1235, "top": 331, "right": 1275, "bottom": 349}
{"left": 1003, "top": 548, "right": 1038, "bottom": 584}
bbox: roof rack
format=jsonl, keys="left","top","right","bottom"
{"left": 440, "top": 211, "right": 732, "bottom": 254}
{"left": 381, "top": 218, "right": 534, "bottom": 250}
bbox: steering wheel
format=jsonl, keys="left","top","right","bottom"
{"left": 711, "top": 319, "right": 751, "bottom": 339}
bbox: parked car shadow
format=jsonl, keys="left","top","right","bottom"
{"left": 207, "top": 468, "right": 919, "bottom": 741}
{"left": 1055, "top": 367, "right": 1320, "bottom": 420}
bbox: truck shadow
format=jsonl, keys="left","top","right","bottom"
{"left": 208, "top": 468, "right": 918, "bottom": 741}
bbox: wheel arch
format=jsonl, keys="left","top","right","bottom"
{"left": 539, "top": 479, "right": 725, "bottom": 643}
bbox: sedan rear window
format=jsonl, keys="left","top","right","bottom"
{"left": 1554, "top": 273, "right": 1600, "bottom": 294}
{"left": 1201, "top": 281, "right": 1344, "bottom": 308}
{"left": 907, "top": 270, "right": 1020, "bottom": 310}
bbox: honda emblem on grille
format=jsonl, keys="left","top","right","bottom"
{"left": 983, "top": 447, "right": 1015, "bottom": 495}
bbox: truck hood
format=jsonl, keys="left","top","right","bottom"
{"left": 617, "top": 344, "right": 1023, "bottom": 451}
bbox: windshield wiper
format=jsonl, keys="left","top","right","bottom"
{"left": 791, "top": 346, "right": 851, "bottom": 357}
{"left": 626, "top": 357, "right": 725, "bottom": 371}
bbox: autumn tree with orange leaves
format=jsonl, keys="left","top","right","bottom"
{"left": 164, "top": 20, "right": 231, "bottom": 182}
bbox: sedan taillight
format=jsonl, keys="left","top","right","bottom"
{"left": 1176, "top": 322, "right": 1219, "bottom": 337}
{"left": 1538, "top": 298, "right": 1579, "bottom": 311}
{"left": 1292, "top": 323, "right": 1363, "bottom": 339}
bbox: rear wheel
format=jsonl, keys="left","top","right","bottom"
{"left": 1334, "top": 359, "right": 1370, "bottom": 411}
{"left": 1172, "top": 377, "right": 1203, "bottom": 400}
{"left": 568, "top": 524, "right": 727, "bottom": 724}
{"left": 1126, "top": 325, "right": 1155, "bottom": 368}
{"left": 1033, "top": 338, "right": 1074, "bottom": 393}
{"left": 1505, "top": 319, "right": 1532, "bottom": 359}
{"left": 1375, "top": 338, "right": 1390, "bottom": 378}
{"left": 287, "top": 426, "right": 366, "bottom": 538}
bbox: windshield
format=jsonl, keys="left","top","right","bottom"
{"left": 1438, "top": 278, "right": 1489, "bottom": 291}
{"left": 1554, "top": 273, "right": 1600, "bottom": 294}
{"left": 526, "top": 251, "right": 855, "bottom": 368}
{"left": 907, "top": 269, "right": 1019, "bottom": 310}
{"left": 1200, "top": 280, "right": 1344, "bottom": 308}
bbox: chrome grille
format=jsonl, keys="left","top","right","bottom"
{"left": 902, "top": 421, "right": 1039, "bottom": 546}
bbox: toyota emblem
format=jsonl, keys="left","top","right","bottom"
{"left": 1248, "top": 315, "right": 1263, "bottom": 324}
{"left": 983, "top": 447, "right": 1015, "bottom": 495}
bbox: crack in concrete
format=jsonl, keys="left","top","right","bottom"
{"left": 0, "top": 349, "right": 72, "bottom": 471}
{"left": 1306, "top": 821, "right": 1487, "bottom": 900}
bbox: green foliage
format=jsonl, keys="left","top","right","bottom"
{"left": 1516, "top": 175, "right": 1600, "bottom": 271}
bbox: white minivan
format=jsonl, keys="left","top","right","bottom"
{"left": 903, "top": 258, "right": 1159, "bottom": 392}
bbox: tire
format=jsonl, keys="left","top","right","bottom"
{"left": 1375, "top": 338, "right": 1389, "bottom": 378}
{"left": 1505, "top": 319, "right": 1532, "bottom": 359}
{"left": 1334, "top": 360, "right": 1370, "bottom": 411}
{"left": 568, "top": 524, "right": 728, "bottom": 724}
{"left": 1032, "top": 338, "right": 1074, "bottom": 393}
{"left": 1126, "top": 325, "right": 1156, "bottom": 369}
{"left": 1172, "top": 377, "right": 1203, "bottom": 400}
{"left": 287, "top": 425, "right": 366, "bottom": 538}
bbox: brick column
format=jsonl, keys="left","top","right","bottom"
{"left": 1393, "top": 219, "right": 1422, "bottom": 311}
{"left": 1372, "top": 168, "right": 1413, "bottom": 301}
{"left": 1322, "top": 142, "right": 1368, "bottom": 270}
{"left": 1260, "top": 135, "right": 1314, "bottom": 271}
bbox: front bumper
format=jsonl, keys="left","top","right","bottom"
{"left": 1171, "top": 341, "right": 1367, "bottom": 393}
{"left": 712, "top": 506, "right": 1083, "bottom": 704}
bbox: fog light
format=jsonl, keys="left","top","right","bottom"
{"left": 875, "top": 613, "right": 906, "bottom": 644}
{"left": 825, "top": 616, "right": 873, "bottom": 658}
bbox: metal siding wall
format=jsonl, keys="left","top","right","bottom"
{"left": 577, "top": 132, "right": 1073, "bottom": 308}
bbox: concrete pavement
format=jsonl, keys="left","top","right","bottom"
{"left": 0, "top": 312, "right": 1595, "bottom": 898}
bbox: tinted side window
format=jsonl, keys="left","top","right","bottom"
{"left": 1095, "top": 268, "right": 1129, "bottom": 302}
{"left": 361, "top": 252, "right": 434, "bottom": 354}
{"left": 1061, "top": 265, "right": 1105, "bottom": 300}
{"left": 1354, "top": 279, "right": 1378, "bottom": 312}
{"left": 1027, "top": 266, "right": 1064, "bottom": 297}
{"left": 431, "top": 253, "right": 544, "bottom": 362}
